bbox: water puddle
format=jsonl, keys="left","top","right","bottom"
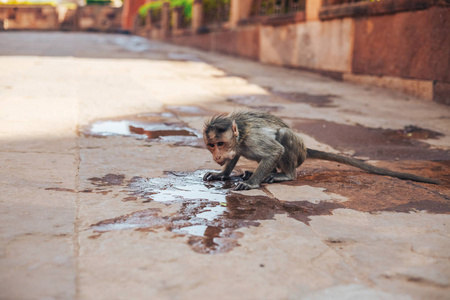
{"left": 271, "top": 91, "right": 338, "bottom": 108}
{"left": 127, "top": 171, "right": 235, "bottom": 203}
{"left": 292, "top": 160, "right": 450, "bottom": 213}
{"left": 227, "top": 92, "right": 336, "bottom": 111}
{"left": 293, "top": 120, "right": 448, "bottom": 160}
{"left": 384, "top": 125, "right": 444, "bottom": 140}
{"left": 227, "top": 95, "right": 283, "bottom": 112}
{"left": 89, "top": 174, "right": 125, "bottom": 186}
{"left": 82, "top": 112, "right": 204, "bottom": 147}
{"left": 165, "top": 105, "right": 211, "bottom": 116}
{"left": 88, "top": 120, "right": 198, "bottom": 139}
{"left": 167, "top": 52, "right": 203, "bottom": 62}
{"left": 84, "top": 160, "right": 450, "bottom": 254}
{"left": 91, "top": 170, "right": 343, "bottom": 254}
{"left": 45, "top": 187, "right": 75, "bottom": 193}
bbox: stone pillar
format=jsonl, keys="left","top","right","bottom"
{"left": 145, "top": 8, "right": 152, "bottom": 30}
{"left": 192, "top": 0, "right": 203, "bottom": 33}
{"left": 229, "top": 0, "right": 253, "bottom": 28}
{"left": 121, "top": 0, "right": 147, "bottom": 31}
{"left": 172, "top": 6, "right": 183, "bottom": 31}
{"left": 161, "top": 1, "right": 170, "bottom": 38}
{"left": 145, "top": 8, "right": 152, "bottom": 38}
{"left": 306, "top": 0, "right": 323, "bottom": 21}
{"left": 132, "top": 13, "right": 141, "bottom": 34}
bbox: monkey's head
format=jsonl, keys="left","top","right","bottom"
{"left": 203, "top": 115, "right": 239, "bottom": 166}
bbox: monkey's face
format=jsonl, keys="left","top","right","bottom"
{"left": 204, "top": 129, "right": 237, "bottom": 166}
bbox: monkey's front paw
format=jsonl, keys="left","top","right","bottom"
{"left": 262, "top": 174, "right": 275, "bottom": 183}
{"left": 239, "top": 170, "right": 253, "bottom": 181}
{"left": 234, "top": 182, "right": 259, "bottom": 190}
{"left": 203, "top": 172, "right": 229, "bottom": 181}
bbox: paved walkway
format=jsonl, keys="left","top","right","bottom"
{"left": 0, "top": 32, "right": 449, "bottom": 300}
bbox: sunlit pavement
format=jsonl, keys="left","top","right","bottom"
{"left": 0, "top": 32, "right": 449, "bottom": 300}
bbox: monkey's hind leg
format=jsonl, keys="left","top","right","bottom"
{"left": 264, "top": 128, "right": 304, "bottom": 183}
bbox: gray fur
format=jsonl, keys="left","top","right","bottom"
{"left": 204, "top": 111, "right": 440, "bottom": 190}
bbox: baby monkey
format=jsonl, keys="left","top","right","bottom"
{"left": 203, "top": 111, "right": 440, "bottom": 190}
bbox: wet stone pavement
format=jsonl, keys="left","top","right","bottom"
{"left": 1, "top": 32, "right": 450, "bottom": 300}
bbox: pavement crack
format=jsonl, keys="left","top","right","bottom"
{"left": 309, "top": 224, "right": 378, "bottom": 289}
{"left": 74, "top": 93, "right": 81, "bottom": 300}
{"left": 381, "top": 274, "right": 449, "bottom": 289}
{"left": 0, "top": 150, "right": 76, "bottom": 155}
{"left": 409, "top": 245, "right": 450, "bottom": 260}
{"left": 405, "top": 181, "right": 450, "bottom": 201}
{"left": 262, "top": 186, "right": 275, "bottom": 198}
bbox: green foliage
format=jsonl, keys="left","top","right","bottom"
{"left": 86, "top": 0, "right": 112, "bottom": 5}
{"left": 203, "top": 0, "right": 229, "bottom": 11}
{"left": 138, "top": 0, "right": 194, "bottom": 20}
{"left": 0, "top": 0, "right": 56, "bottom": 6}
{"left": 138, "top": 1, "right": 162, "bottom": 18}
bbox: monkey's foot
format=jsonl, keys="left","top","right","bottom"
{"left": 240, "top": 169, "right": 278, "bottom": 181}
{"left": 234, "top": 181, "right": 260, "bottom": 190}
{"left": 203, "top": 172, "right": 229, "bottom": 181}
{"left": 263, "top": 172, "right": 294, "bottom": 183}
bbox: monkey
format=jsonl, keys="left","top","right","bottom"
{"left": 203, "top": 110, "right": 441, "bottom": 190}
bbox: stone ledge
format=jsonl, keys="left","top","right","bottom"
{"left": 343, "top": 73, "right": 435, "bottom": 102}
{"left": 434, "top": 82, "right": 450, "bottom": 105}
{"left": 240, "top": 11, "right": 305, "bottom": 27}
{"left": 319, "top": 0, "right": 449, "bottom": 20}
{"left": 287, "top": 65, "right": 344, "bottom": 81}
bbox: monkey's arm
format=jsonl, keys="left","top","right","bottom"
{"left": 235, "top": 142, "right": 284, "bottom": 190}
{"left": 204, "top": 155, "right": 240, "bottom": 181}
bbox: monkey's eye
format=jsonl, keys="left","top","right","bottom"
{"left": 207, "top": 143, "right": 215, "bottom": 148}
{"left": 217, "top": 142, "right": 224, "bottom": 147}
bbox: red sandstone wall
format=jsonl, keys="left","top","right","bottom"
{"left": 108, "top": 0, "right": 450, "bottom": 103}
{"left": 171, "top": 33, "right": 212, "bottom": 52}
{"left": 171, "top": 26, "right": 259, "bottom": 60}
{"left": 235, "top": 26, "right": 260, "bottom": 60}
{"left": 352, "top": 6, "right": 450, "bottom": 84}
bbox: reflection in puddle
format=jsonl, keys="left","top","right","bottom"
{"left": 384, "top": 125, "right": 444, "bottom": 140}
{"left": 165, "top": 105, "right": 211, "bottom": 116}
{"left": 88, "top": 120, "right": 199, "bottom": 139}
{"left": 196, "top": 205, "right": 227, "bottom": 221}
{"left": 128, "top": 171, "right": 233, "bottom": 203}
{"left": 91, "top": 171, "right": 343, "bottom": 254}
{"left": 83, "top": 113, "right": 204, "bottom": 147}
{"left": 91, "top": 208, "right": 164, "bottom": 231}
{"left": 167, "top": 52, "right": 202, "bottom": 62}
{"left": 176, "top": 225, "right": 209, "bottom": 236}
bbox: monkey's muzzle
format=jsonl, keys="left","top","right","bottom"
{"left": 216, "top": 160, "right": 227, "bottom": 166}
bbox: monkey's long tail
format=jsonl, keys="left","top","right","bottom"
{"left": 306, "top": 148, "right": 441, "bottom": 185}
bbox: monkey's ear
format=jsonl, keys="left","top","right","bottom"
{"left": 232, "top": 121, "right": 239, "bottom": 137}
